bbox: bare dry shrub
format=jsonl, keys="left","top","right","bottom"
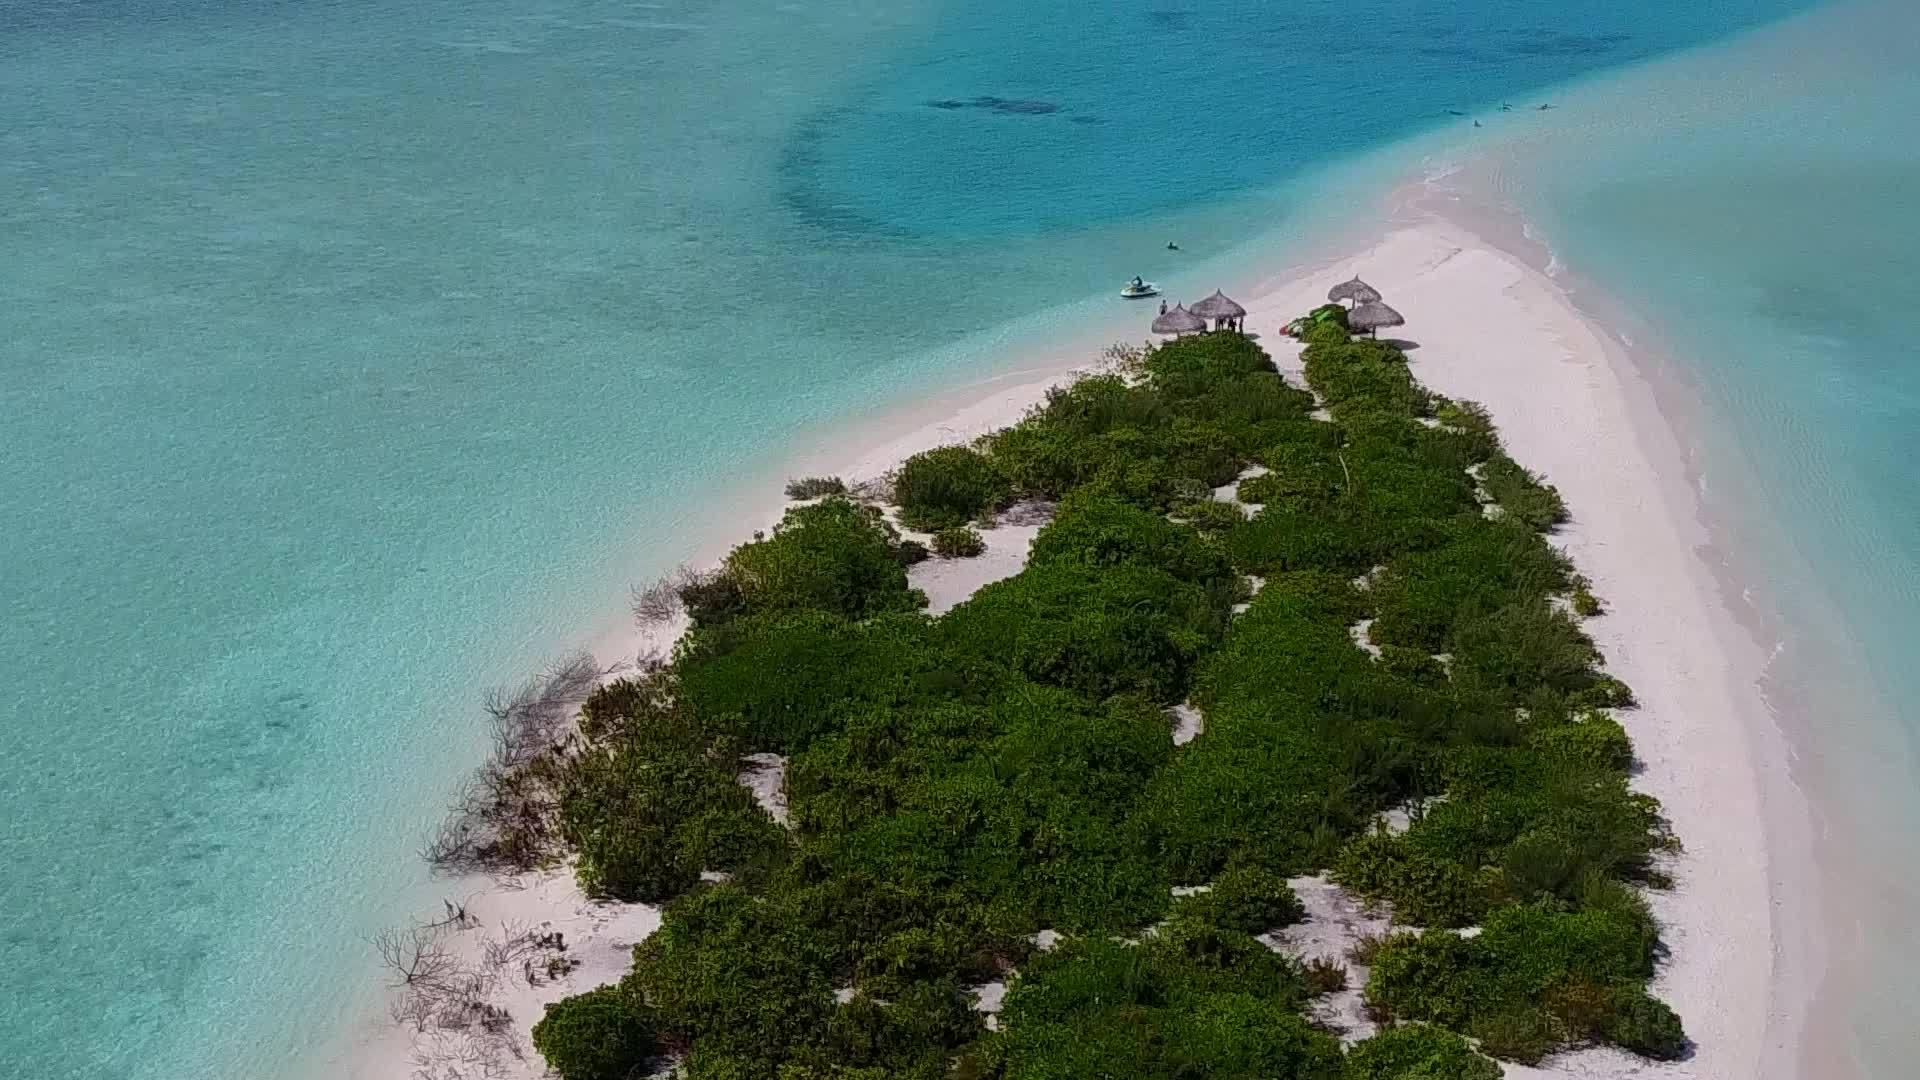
{"left": 409, "top": 1028, "right": 521, "bottom": 1080}
{"left": 374, "top": 926, "right": 458, "bottom": 989}
{"left": 849, "top": 475, "right": 893, "bottom": 505}
{"left": 391, "top": 986, "right": 440, "bottom": 1032}
{"left": 630, "top": 565, "right": 700, "bottom": 627}
{"left": 1346, "top": 932, "right": 1388, "bottom": 966}
{"left": 784, "top": 476, "right": 846, "bottom": 500}
{"left": 479, "top": 921, "right": 540, "bottom": 972}
{"left": 423, "top": 652, "right": 618, "bottom": 877}
{"left": 996, "top": 499, "right": 1057, "bottom": 527}
{"left": 1304, "top": 955, "right": 1349, "bottom": 994}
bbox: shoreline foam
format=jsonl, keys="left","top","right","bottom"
{"left": 344, "top": 180, "right": 1813, "bottom": 1080}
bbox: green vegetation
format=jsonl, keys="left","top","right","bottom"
{"left": 558, "top": 719, "right": 784, "bottom": 901}
{"left": 931, "top": 525, "right": 986, "bottom": 558}
{"left": 1172, "top": 863, "right": 1307, "bottom": 934}
{"left": 1304, "top": 319, "right": 1352, "bottom": 346}
{"left": 1175, "top": 495, "right": 1250, "bottom": 534}
{"left": 1344, "top": 1023, "right": 1500, "bottom": 1080}
{"left": 1365, "top": 897, "right": 1684, "bottom": 1063}
{"left": 1572, "top": 577, "right": 1604, "bottom": 617}
{"left": 530, "top": 985, "right": 658, "bottom": 1080}
{"left": 497, "top": 328, "right": 1678, "bottom": 1076}
{"left": 1480, "top": 454, "right": 1568, "bottom": 530}
{"left": 723, "top": 499, "right": 927, "bottom": 623}
{"left": 990, "top": 933, "right": 1343, "bottom": 1080}
{"left": 895, "top": 445, "right": 1009, "bottom": 530}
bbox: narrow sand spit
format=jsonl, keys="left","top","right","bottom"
{"left": 348, "top": 196, "right": 1806, "bottom": 1079}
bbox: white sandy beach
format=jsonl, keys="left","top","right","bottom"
{"left": 346, "top": 182, "right": 1810, "bottom": 1080}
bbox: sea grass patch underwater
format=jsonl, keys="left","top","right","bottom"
{"left": 460, "top": 328, "right": 1678, "bottom": 1077}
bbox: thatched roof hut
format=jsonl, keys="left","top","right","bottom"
{"left": 1152, "top": 303, "right": 1207, "bottom": 336}
{"left": 1348, "top": 300, "right": 1405, "bottom": 338}
{"left": 1328, "top": 277, "right": 1382, "bottom": 306}
{"left": 1189, "top": 290, "right": 1247, "bottom": 322}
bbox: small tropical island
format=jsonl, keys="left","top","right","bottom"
{"left": 394, "top": 294, "right": 1687, "bottom": 1080}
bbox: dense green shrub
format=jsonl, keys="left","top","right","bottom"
{"left": 1030, "top": 491, "right": 1234, "bottom": 587}
{"left": 1303, "top": 320, "right": 1351, "bottom": 346}
{"left": 1331, "top": 832, "right": 1486, "bottom": 929}
{"left": 674, "top": 611, "right": 943, "bottom": 752}
{"left": 577, "top": 676, "right": 683, "bottom": 746}
{"left": 1572, "top": 582, "right": 1604, "bottom": 616}
{"left": 931, "top": 526, "right": 986, "bottom": 558}
{"left": 895, "top": 446, "right": 1008, "bottom": 529}
{"left": 1303, "top": 339, "right": 1430, "bottom": 420}
{"left": 787, "top": 691, "right": 1174, "bottom": 937}
{"left": 558, "top": 734, "right": 784, "bottom": 901}
{"left": 1433, "top": 397, "right": 1498, "bottom": 455}
{"left": 1172, "top": 496, "right": 1248, "bottom": 534}
{"left": 1609, "top": 988, "right": 1688, "bottom": 1059}
{"left": 1366, "top": 521, "right": 1573, "bottom": 654}
{"left": 532, "top": 985, "right": 658, "bottom": 1080}
{"left": 1408, "top": 758, "right": 1665, "bottom": 905}
{"left": 1571, "top": 676, "right": 1636, "bottom": 710}
{"left": 1469, "top": 1008, "right": 1556, "bottom": 1064}
{"left": 1365, "top": 902, "right": 1677, "bottom": 1062}
{"left": 893, "top": 538, "right": 931, "bottom": 565}
{"left": 941, "top": 562, "right": 1221, "bottom": 702}
{"left": 1234, "top": 470, "right": 1285, "bottom": 505}
{"left": 626, "top": 884, "right": 837, "bottom": 1069}
{"left": 1446, "top": 602, "right": 1602, "bottom": 705}
{"left": 992, "top": 936, "right": 1341, "bottom": 1080}
{"left": 1374, "top": 644, "right": 1449, "bottom": 689}
{"left": 1529, "top": 711, "right": 1634, "bottom": 772}
{"left": 1145, "top": 328, "right": 1277, "bottom": 393}
{"left": 678, "top": 571, "right": 747, "bottom": 628}
{"left": 1344, "top": 1023, "right": 1500, "bottom": 1080}
{"left": 1480, "top": 455, "right": 1568, "bottom": 531}
{"left": 1329, "top": 831, "right": 1402, "bottom": 898}
{"left": 1364, "top": 931, "right": 1478, "bottom": 1028}
{"left": 1143, "top": 709, "right": 1354, "bottom": 880}
{"left": 1226, "top": 503, "right": 1410, "bottom": 578}
{"left": 826, "top": 985, "right": 984, "bottom": 1074}
{"left": 1172, "top": 863, "right": 1306, "bottom": 934}
{"left": 725, "top": 499, "right": 925, "bottom": 621}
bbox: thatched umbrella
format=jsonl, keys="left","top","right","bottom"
{"left": 1152, "top": 303, "right": 1207, "bottom": 336}
{"left": 1189, "top": 290, "right": 1247, "bottom": 330}
{"left": 1328, "top": 277, "right": 1382, "bottom": 307}
{"left": 1348, "top": 300, "right": 1405, "bottom": 338}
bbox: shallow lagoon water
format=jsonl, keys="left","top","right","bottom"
{"left": 0, "top": 0, "right": 1861, "bottom": 1076}
{"left": 1494, "top": 5, "right": 1920, "bottom": 1071}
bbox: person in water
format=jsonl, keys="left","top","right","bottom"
{"left": 1167, "top": 241, "right": 1179, "bottom": 250}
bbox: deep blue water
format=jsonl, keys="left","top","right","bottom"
{"left": 0, "top": 0, "right": 1815, "bottom": 1076}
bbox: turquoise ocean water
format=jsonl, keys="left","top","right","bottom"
{"left": 11, "top": 0, "right": 1911, "bottom": 1076}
